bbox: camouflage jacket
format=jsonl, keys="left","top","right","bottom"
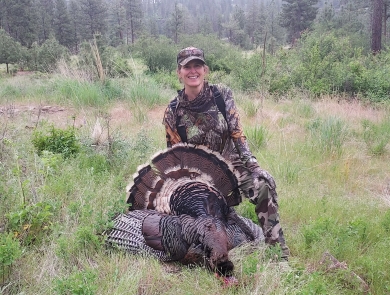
{"left": 162, "top": 81, "right": 254, "bottom": 164}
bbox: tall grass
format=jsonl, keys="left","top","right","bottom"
{"left": 125, "top": 76, "right": 171, "bottom": 107}
{"left": 307, "top": 116, "right": 349, "bottom": 156}
{"left": 362, "top": 117, "right": 390, "bottom": 156}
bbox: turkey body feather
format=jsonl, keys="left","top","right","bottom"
{"left": 104, "top": 143, "right": 264, "bottom": 275}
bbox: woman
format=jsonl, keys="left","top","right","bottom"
{"left": 162, "top": 47, "right": 289, "bottom": 260}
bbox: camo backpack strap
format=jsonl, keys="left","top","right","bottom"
{"left": 171, "top": 86, "right": 227, "bottom": 143}
{"left": 210, "top": 85, "right": 227, "bottom": 122}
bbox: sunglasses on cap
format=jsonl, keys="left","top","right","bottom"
{"left": 177, "top": 47, "right": 205, "bottom": 66}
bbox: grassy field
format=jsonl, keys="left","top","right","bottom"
{"left": 1, "top": 67, "right": 390, "bottom": 295}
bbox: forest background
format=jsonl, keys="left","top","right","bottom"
{"left": 1, "top": 0, "right": 390, "bottom": 294}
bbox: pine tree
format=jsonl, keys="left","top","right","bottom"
{"left": 106, "top": 0, "right": 127, "bottom": 46}
{"left": 168, "top": 3, "right": 185, "bottom": 44}
{"left": 265, "top": 0, "right": 285, "bottom": 53}
{"left": 54, "top": 0, "right": 73, "bottom": 49}
{"left": 125, "top": 0, "right": 143, "bottom": 44}
{"left": 79, "top": 0, "right": 108, "bottom": 40}
{"left": 246, "top": 0, "right": 265, "bottom": 46}
{"left": 1, "top": 0, "right": 39, "bottom": 47}
{"left": 371, "top": 0, "right": 384, "bottom": 53}
{"left": 279, "top": 0, "right": 319, "bottom": 43}
{"left": 69, "top": 0, "right": 82, "bottom": 52}
{"left": 36, "top": 0, "right": 55, "bottom": 43}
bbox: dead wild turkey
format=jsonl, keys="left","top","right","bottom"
{"left": 104, "top": 143, "right": 264, "bottom": 276}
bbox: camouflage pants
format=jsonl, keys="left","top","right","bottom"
{"left": 240, "top": 176, "right": 290, "bottom": 260}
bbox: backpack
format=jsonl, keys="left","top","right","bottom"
{"left": 169, "top": 85, "right": 227, "bottom": 142}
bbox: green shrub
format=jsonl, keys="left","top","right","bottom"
{"left": 6, "top": 202, "right": 54, "bottom": 245}
{"left": 233, "top": 53, "right": 265, "bottom": 91}
{"left": 132, "top": 36, "right": 177, "bottom": 73}
{"left": 100, "top": 47, "right": 133, "bottom": 78}
{"left": 268, "top": 72, "right": 293, "bottom": 94}
{"left": 236, "top": 199, "right": 258, "bottom": 224}
{"left": 0, "top": 233, "right": 22, "bottom": 282}
{"left": 241, "top": 251, "right": 261, "bottom": 275}
{"left": 55, "top": 269, "right": 98, "bottom": 295}
{"left": 32, "top": 125, "right": 80, "bottom": 158}
{"left": 152, "top": 70, "right": 181, "bottom": 90}
{"left": 75, "top": 226, "right": 102, "bottom": 253}
{"left": 302, "top": 218, "right": 333, "bottom": 249}
{"left": 26, "top": 38, "right": 69, "bottom": 72}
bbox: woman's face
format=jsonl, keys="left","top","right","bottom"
{"left": 177, "top": 60, "right": 207, "bottom": 89}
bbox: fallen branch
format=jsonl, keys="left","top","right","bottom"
{"left": 320, "top": 251, "right": 370, "bottom": 294}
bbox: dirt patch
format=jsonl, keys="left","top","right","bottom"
{"left": 1, "top": 103, "right": 71, "bottom": 128}
{"left": 0, "top": 102, "right": 168, "bottom": 131}
{"left": 16, "top": 71, "right": 34, "bottom": 76}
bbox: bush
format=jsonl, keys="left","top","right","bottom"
{"left": 32, "top": 125, "right": 80, "bottom": 158}
{"left": 131, "top": 36, "right": 177, "bottom": 73}
{"left": 233, "top": 53, "right": 265, "bottom": 91}
{"left": 0, "top": 233, "right": 22, "bottom": 282}
{"left": 293, "top": 32, "right": 360, "bottom": 95}
{"left": 55, "top": 269, "right": 98, "bottom": 295}
{"left": 6, "top": 202, "right": 54, "bottom": 245}
{"left": 27, "top": 38, "right": 69, "bottom": 72}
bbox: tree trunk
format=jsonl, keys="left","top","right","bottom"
{"left": 384, "top": 2, "right": 388, "bottom": 43}
{"left": 371, "top": 0, "right": 383, "bottom": 54}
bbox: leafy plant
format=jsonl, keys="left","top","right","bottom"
{"left": 75, "top": 226, "right": 102, "bottom": 253}
{"left": 233, "top": 53, "right": 265, "bottom": 91}
{"left": 132, "top": 36, "right": 177, "bottom": 73}
{"left": 55, "top": 269, "right": 98, "bottom": 295}
{"left": 0, "top": 233, "right": 22, "bottom": 284}
{"left": 32, "top": 125, "right": 80, "bottom": 158}
{"left": 241, "top": 251, "right": 261, "bottom": 275}
{"left": 302, "top": 217, "right": 333, "bottom": 249}
{"left": 6, "top": 202, "right": 54, "bottom": 245}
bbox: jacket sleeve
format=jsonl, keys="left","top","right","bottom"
{"left": 162, "top": 104, "right": 182, "bottom": 148}
{"left": 218, "top": 84, "right": 254, "bottom": 164}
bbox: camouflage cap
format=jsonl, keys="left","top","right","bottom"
{"left": 177, "top": 47, "right": 205, "bottom": 66}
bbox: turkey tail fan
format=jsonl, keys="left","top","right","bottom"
{"left": 127, "top": 143, "right": 243, "bottom": 212}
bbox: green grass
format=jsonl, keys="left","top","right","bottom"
{"left": 1, "top": 63, "right": 390, "bottom": 294}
